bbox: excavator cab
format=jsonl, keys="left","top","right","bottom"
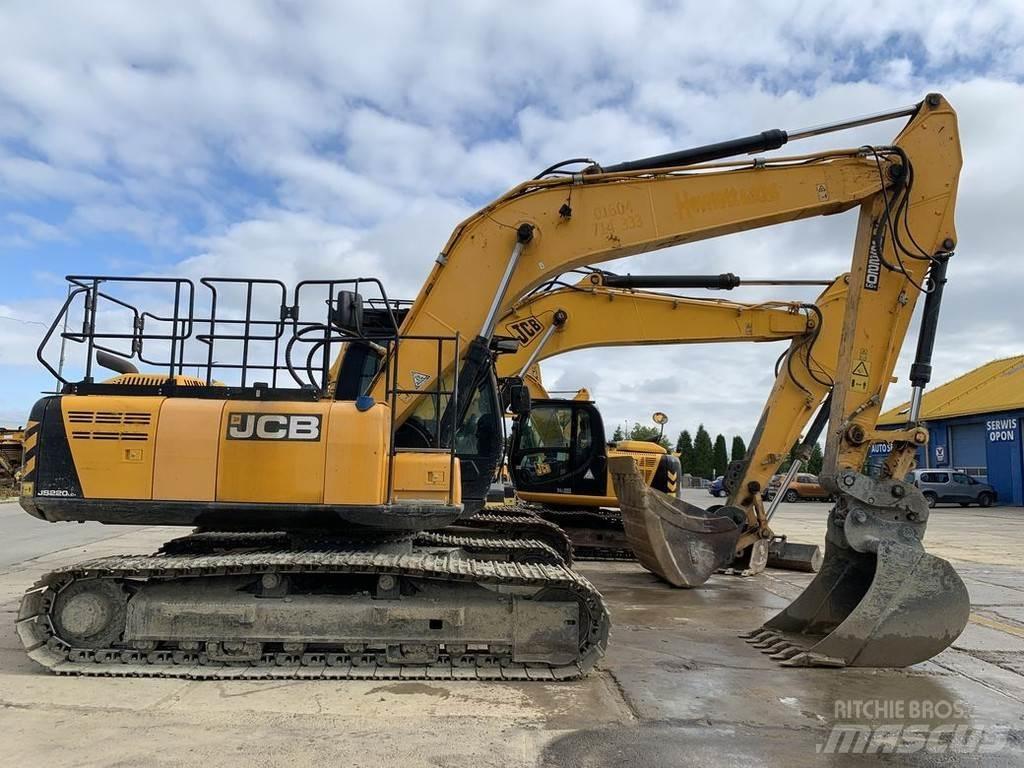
{"left": 508, "top": 398, "right": 691, "bottom": 558}
{"left": 510, "top": 398, "right": 683, "bottom": 506}
{"left": 510, "top": 399, "right": 608, "bottom": 501}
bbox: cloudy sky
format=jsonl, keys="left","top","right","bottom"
{"left": 1, "top": 1, "right": 1022, "bottom": 446}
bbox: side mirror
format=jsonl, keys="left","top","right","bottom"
{"left": 509, "top": 384, "right": 531, "bottom": 416}
{"left": 331, "top": 290, "right": 365, "bottom": 335}
{"left": 490, "top": 336, "right": 521, "bottom": 355}
{"left": 500, "top": 377, "right": 531, "bottom": 416}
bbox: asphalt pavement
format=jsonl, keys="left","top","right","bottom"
{"left": 0, "top": 499, "right": 148, "bottom": 568}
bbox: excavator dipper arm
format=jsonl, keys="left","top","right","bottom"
{"left": 495, "top": 275, "right": 814, "bottom": 383}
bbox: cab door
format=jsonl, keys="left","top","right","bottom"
{"left": 510, "top": 400, "right": 607, "bottom": 499}
{"left": 570, "top": 404, "right": 607, "bottom": 497}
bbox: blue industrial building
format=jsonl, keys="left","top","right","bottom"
{"left": 878, "top": 356, "right": 1024, "bottom": 506}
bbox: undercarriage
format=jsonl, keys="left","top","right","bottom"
{"left": 17, "top": 533, "right": 609, "bottom": 680}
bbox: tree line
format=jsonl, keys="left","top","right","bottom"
{"left": 612, "top": 422, "right": 823, "bottom": 480}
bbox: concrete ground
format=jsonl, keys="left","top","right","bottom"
{"left": 1, "top": 493, "right": 1022, "bottom": 767}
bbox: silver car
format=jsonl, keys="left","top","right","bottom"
{"left": 906, "top": 469, "right": 997, "bottom": 508}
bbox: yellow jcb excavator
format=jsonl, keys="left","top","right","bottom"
{"left": 17, "top": 94, "right": 967, "bottom": 675}
{"left": 492, "top": 271, "right": 845, "bottom": 569}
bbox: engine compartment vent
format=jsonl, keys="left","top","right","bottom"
{"left": 68, "top": 411, "right": 152, "bottom": 425}
{"left": 102, "top": 374, "right": 208, "bottom": 387}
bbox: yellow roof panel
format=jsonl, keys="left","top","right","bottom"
{"left": 879, "top": 355, "right": 1024, "bottom": 425}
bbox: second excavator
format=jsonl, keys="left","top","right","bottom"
{"left": 494, "top": 269, "right": 845, "bottom": 571}
{"left": 16, "top": 93, "right": 968, "bottom": 676}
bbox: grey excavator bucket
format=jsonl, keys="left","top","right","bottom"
{"left": 610, "top": 456, "right": 744, "bottom": 587}
{"left": 742, "top": 470, "right": 970, "bottom": 667}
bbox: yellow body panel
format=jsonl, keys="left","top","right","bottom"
{"left": 614, "top": 440, "right": 666, "bottom": 455}
{"left": 62, "top": 396, "right": 162, "bottom": 499}
{"left": 57, "top": 394, "right": 454, "bottom": 509}
{"left": 323, "top": 403, "right": 390, "bottom": 505}
{"left": 522, "top": 491, "right": 616, "bottom": 507}
{"left": 392, "top": 453, "right": 461, "bottom": 504}
{"left": 152, "top": 399, "right": 224, "bottom": 501}
{"left": 216, "top": 402, "right": 332, "bottom": 504}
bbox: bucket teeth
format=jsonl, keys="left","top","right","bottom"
{"left": 770, "top": 646, "right": 803, "bottom": 661}
{"left": 779, "top": 651, "right": 846, "bottom": 668}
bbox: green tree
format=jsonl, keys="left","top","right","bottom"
{"left": 675, "top": 430, "right": 694, "bottom": 474}
{"left": 692, "top": 424, "right": 714, "bottom": 479}
{"left": 713, "top": 434, "right": 729, "bottom": 478}
{"left": 628, "top": 422, "right": 670, "bottom": 450}
{"left": 807, "top": 442, "right": 824, "bottom": 474}
{"left": 730, "top": 435, "right": 747, "bottom": 462}
{"left": 612, "top": 424, "right": 625, "bottom": 442}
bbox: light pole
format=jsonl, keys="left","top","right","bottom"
{"left": 652, "top": 411, "right": 668, "bottom": 442}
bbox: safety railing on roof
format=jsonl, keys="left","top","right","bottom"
{"left": 38, "top": 274, "right": 460, "bottom": 506}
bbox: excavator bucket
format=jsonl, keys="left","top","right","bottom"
{"left": 743, "top": 472, "right": 970, "bottom": 667}
{"left": 610, "top": 456, "right": 744, "bottom": 587}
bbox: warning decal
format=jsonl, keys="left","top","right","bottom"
{"left": 411, "top": 371, "right": 431, "bottom": 390}
{"left": 850, "top": 359, "right": 870, "bottom": 392}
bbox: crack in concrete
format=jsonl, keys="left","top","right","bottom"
{"left": 600, "top": 669, "right": 640, "bottom": 721}
{"left": 931, "top": 654, "right": 1024, "bottom": 705}
{"left": 147, "top": 678, "right": 194, "bottom": 711}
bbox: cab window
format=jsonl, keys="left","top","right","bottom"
{"left": 513, "top": 405, "right": 574, "bottom": 482}
{"left": 400, "top": 371, "right": 498, "bottom": 458}
{"left": 519, "top": 407, "right": 573, "bottom": 450}
{"left": 454, "top": 377, "right": 499, "bottom": 457}
{"left": 574, "top": 409, "right": 593, "bottom": 462}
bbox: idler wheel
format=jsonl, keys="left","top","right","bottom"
{"left": 52, "top": 579, "right": 128, "bottom": 648}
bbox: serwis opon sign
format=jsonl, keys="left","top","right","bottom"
{"left": 987, "top": 417, "right": 1018, "bottom": 442}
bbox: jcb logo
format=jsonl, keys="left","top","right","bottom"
{"left": 506, "top": 316, "right": 544, "bottom": 345}
{"left": 227, "top": 413, "right": 322, "bottom": 441}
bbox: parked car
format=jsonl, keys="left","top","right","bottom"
{"left": 906, "top": 469, "right": 997, "bottom": 508}
{"left": 766, "top": 473, "right": 831, "bottom": 503}
{"left": 709, "top": 476, "right": 726, "bottom": 497}
{"left": 761, "top": 474, "right": 783, "bottom": 500}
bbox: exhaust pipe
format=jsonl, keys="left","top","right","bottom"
{"left": 95, "top": 351, "right": 139, "bottom": 375}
